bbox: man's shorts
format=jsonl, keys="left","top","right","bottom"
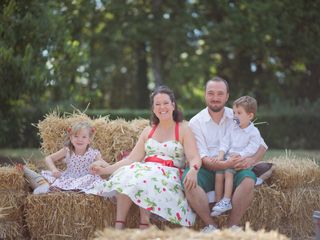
{"left": 181, "top": 167, "right": 257, "bottom": 193}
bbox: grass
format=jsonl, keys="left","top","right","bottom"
{"left": 0, "top": 148, "right": 319, "bottom": 164}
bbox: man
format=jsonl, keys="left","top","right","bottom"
{"left": 182, "top": 77, "right": 267, "bottom": 232}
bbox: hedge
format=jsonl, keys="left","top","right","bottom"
{"left": 0, "top": 108, "right": 319, "bottom": 150}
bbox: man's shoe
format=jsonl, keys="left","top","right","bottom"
{"left": 229, "top": 225, "right": 242, "bottom": 231}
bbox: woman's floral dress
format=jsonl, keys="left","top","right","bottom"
{"left": 86, "top": 123, "right": 196, "bottom": 226}
{"left": 41, "top": 147, "right": 105, "bottom": 191}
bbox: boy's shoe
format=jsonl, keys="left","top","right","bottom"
{"left": 211, "top": 198, "right": 232, "bottom": 213}
{"left": 201, "top": 224, "right": 219, "bottom": 233}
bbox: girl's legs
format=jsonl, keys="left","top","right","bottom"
{"left": 139, "top": 207, "right": 151, "bottom": 229}
{"left": 115, "top": 193, "right": 133, "bottom": 229}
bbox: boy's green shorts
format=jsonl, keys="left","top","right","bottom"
{"left": 181, "top": 167, "right": 256, "bottom": 192}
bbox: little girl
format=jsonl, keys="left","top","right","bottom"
{"left": 35, "top": 121, "right": 109, "bottom": 194}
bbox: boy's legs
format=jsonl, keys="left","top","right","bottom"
{"left": 224, "top": 170, "right": 234, "bottom": 199}
{"left": 214, "top": 172, "right": 224, "bottom": 202}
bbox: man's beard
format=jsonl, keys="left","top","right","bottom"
{"left": 208, "top": 104, "right": 224, "bottom": 112}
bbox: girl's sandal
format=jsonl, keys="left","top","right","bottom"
{"left": 115, "top": 220, "right": 125, "bottom": 229}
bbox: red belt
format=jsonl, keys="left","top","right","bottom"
{"left": 145, "top": 156, "right": 183, "bottom": 180}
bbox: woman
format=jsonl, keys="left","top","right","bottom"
{"left": 88, "top": 86, "right": 201, "bottom": 229}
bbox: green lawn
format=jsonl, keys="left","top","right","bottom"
{"left": 0, "top": 148, "right": 319, "bottom": 164}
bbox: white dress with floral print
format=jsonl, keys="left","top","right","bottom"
{"left": 86, "top": 126, "right": 196, "bottom": 226}
{"left": 41, "top": 147, "right": 105, "bottom": 191}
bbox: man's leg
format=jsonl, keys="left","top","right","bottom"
{"left": 182, "top": 167, "right": 217, "bottom": 226}
{"left": 227, "top": 177, "right": 255, "bottom": 227}
{"left": 185, "top": 186, "right": 217, "bottom": 226}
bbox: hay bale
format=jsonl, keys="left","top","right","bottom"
{"left": 278, "top": 186, "right": 320, "bottom": 239}
{"left": 0, "top": 167, "right": 28, "bottom": 239}
{"left": 0, "top": 192, "right": 26, "bottom": 221}
{"left": 25, "top": 192, "right": 114, "bottom": 240}
{"left": 108, "top": 119, "right": 138, "bottom": 163}
{"left": 129, "top": 118, "right": 149, "bottom": 136}
{"left": 0, "top": 220, "right": 27, "bottom": 240}
{"left": 0, "top": 167, "right": 26, "bottom": 191}
{"left": 94, "top": 225, "right": 289, "bottom": 240}
{"left": 243, "top": 185, "right": 285, "bottom": 231}
{"left": 268, "top": 156, "right": 320, "bottom": 190}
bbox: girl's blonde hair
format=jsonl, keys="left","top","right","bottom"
{"left": 64, "top": 121, "right": 96, "bottom": 153}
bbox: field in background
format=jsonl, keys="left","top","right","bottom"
{"left": 0, "top": 148, "right": 319, "bottom": 165}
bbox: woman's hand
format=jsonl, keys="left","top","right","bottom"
{"left": 183, "top": 168, "right": 198, "bottom": 191}
{"left": 52, "top": 169, "right": 62, "bottom": 178}
{"left": 90, "top": 165, "right": 107, "bottom": 176}
{"left": 90, "top": 161, "right": 112, "bottom": 176}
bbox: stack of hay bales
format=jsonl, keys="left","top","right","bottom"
{"left": 94, "top": 225, "right": 289, "bottom": 240}
{"left": 27, "top": 112, "right": 320, "bottom": 240}
{"left": 0, "top": 167, "right": 28, "bottom": 239}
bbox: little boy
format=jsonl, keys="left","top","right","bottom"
{"left": 211, "top": 96, "right": 263, "bottom": 217}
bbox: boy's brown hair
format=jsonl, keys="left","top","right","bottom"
{"left": 233, "top": 96, "right": 257, "bottom": 117}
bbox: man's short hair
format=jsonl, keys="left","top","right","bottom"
{"left": 205, "top": 76, "right": 229, "bottom": 93}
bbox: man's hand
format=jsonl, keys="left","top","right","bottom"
{"left": 183, "top": 168, "right": 198, "bottom": 191}
{"left": 202, "top": 156, "right": 219, "bottom": 171}
{"left": 234, "top": 156, "right": 255, "bottom": 170}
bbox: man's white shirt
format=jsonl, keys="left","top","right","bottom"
{"left": 189, "top": 107, "right": 267, "bottom": 159}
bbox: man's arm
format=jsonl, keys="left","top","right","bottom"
{"left": 188, "top": 119, "right": 209, "bottom": 160}
{"left": 235, "top": 145, "right": 267, "bottom": 170}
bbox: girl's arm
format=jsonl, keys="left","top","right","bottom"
{"left": 181, "top": 123, "right": 202, "bottom": 191}
{"left": 45, "top": 148, "right": 67, "bottom": 177}
{"left": 91, "top": 127, "right": 150, "bottom": 176}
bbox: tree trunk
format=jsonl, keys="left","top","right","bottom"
{"left": 136, "top": 41, "right": 149, "bottom": 108}
{"left": 151, "top": 0, "right": 163, "bottom": 87}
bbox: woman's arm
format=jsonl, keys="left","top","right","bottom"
{"left": 235, "top": 145, "right": 267, "bottom": 170}
{"left": 91, "top": 127, "right": 150, "bottom": 176}
{"left": 181, "top": 123, "right": 202, "bottom": 190}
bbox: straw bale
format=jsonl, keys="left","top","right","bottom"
{"left": 242, "top": 185, "right": 285, "bottom": 231}
{"left": 37, "top": 111, "right": 69, "bottom": 156}
{"left": 0, "top": 166, "right": 26, "bottom": 191}
{"left": 94, "top": 225, "right": 289, "bottom": 240}
{"left": 0, "top": 220, "right": 28, "bottom": 240}
{"left": 277, "top": 186, "right": 320, "bottom": 239}
{"left": 129, "top": 118, "right": 150, "bottom": 136}
{"left": 25, "top": 192, "right": 114, "bottom": 240}
{"left": 103, "top": 119, "right": 137, "bottom": 163}
{"left": 268, "top": 156, "right": 320, "bottom": 190}
{"left": 0, "top": 191, "right": 26, "bottom": 221}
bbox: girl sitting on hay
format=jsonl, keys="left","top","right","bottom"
{"left": 87, "top": 86, "right": 201, "bottom": 229}
{"left": 23, "top": 121, "right": 109, "bottom": 194}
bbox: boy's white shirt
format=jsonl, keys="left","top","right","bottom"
{"left": 220, "top": 122, "right": 262, "bottom": 158}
